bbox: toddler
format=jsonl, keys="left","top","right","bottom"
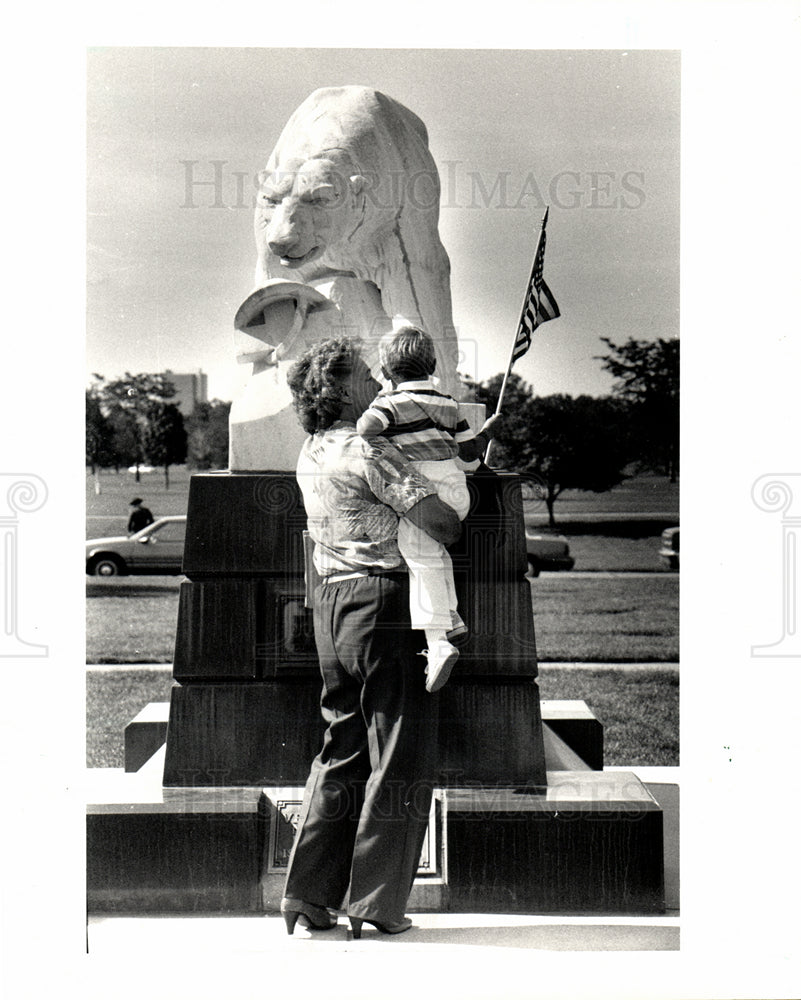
{"left": 356, "top": 325, "right": 499, "bottom": 692}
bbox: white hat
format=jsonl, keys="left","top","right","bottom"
{"left": 234, "top": 279, "right": 333, "bottom": 365}
{"left": 234, "top": 279, "right": 330, "bottom": 331}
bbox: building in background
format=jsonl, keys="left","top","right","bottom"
{"left": 165, "top": 370, "right": 208, "bottom": 414}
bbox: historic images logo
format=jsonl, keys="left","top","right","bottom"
{"left": 179, "top": 160, "right": 647, "bottom": 213}
{"left": 0, "top": 473, "right": 48, "bottom": 657}
{"left": 751, "top": 474, "right": 801, "bottom": 658}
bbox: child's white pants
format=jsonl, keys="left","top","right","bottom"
{"left": 398, "top": 459, "right": 470, "bottom": 630}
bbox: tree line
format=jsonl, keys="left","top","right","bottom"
{"left": 86, "top": 373, "right": 231, "bottom": 487}
{"left": 85, "top": 337, "right": 677, "bottom": 519}
{"left": 468, "top": 336, "right": 678, "bottom": 526}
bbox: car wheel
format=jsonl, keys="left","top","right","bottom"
{"left": 527, "top": 557, "right": 541, "bottom": 578}
{"left": 89, "top": 555, "right": 125, "bottom": 577}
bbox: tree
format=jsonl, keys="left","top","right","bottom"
{"left": 596, "top": 337, "right": 679, "bottom": 482}
{"left": 144, "top": 402, "right": 187, "bottom": 489}
{"left": 94, "top": 373, "right": 178, "bottom": 482}
{"left": 106, "top": 406, "right": 140, "bottom": 472}
{"left": 473, "top": 374, "right": 632, "bottom": 527}
{"left": 85, "top": 388, "right": 114, "bottom": 474}
{"left": 185, "top": 400, "right": 231, "bottom": 470}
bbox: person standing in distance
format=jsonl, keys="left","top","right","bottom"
{"left": 127, "top": 498, "right": 154, "bottom": 535}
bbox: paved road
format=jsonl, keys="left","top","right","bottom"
{"left": 87, "top": 570, "right": 678, "bottom": 594}
{"left": 526, "top": 511, "right": 678, "bottom": 521}
{"left": 88, "top": 510, "right": 680, "bottom": 534}
{"left": 544, "top": 571, "right": 677, "bottom": 579}
{"left": 87, "top": 576, "right": 182, "bottom": 594}
{"left": 86, "top": 660, "right": 679, "bottom": 672}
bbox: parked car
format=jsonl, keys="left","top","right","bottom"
{"left": 659, "top": 526, "right": 680, "bottom": 570}
{"left": 86, "top": 514, "right": 574, "bottom": 578}
{"left": 86, "top": 515, "right": 187, "bottom": 576}
{"left": 525, "top": 529, "right": 575, "bottom": 577}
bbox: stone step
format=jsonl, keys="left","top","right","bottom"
{"left": 439, "top": 773, "right": 664, "bottom": 914}
{"left": 87, "top": 766, "right": 665, "bottom": 916}
{"left": 124, "top": 698, "right": 603, "bottom": 774}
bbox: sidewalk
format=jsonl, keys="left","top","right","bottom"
{"left": 88, "top": 908, "right": 680, "bottom": 954}
{"left": 86, "top": 759, "right": 680, "bottom": 957}
{"left": 82, "top": 910, "right": 681, "bottom": 1000}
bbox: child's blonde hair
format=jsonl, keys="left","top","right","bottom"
{"left": 379, "top": 325, "right": 437, "bottom": 382}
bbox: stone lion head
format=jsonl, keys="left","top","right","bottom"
{"left": 254, "top": 86, "right": 459, "bottom": 396}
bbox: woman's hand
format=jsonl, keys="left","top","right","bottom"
{"left": 405, "top": 495, "right": 462, "bottom": 545}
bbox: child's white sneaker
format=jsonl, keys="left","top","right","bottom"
{"left": 424, "top": 639, "right": 459, "bottom": 693}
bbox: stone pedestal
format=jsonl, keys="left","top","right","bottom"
{"left": 125, "top": 703, "right": 171, "bottom": 773}
{"left": 163, "top": 467, "right": 546, "bottom": 788}
{"left": 86, "top": 761, "right": 665, "bottom": 915}
{"left": 85, "top": 469, "right": 667, "bottom": 917}
{"left": 442, "top": 774, "right": 664, "bottom": 914}
{"left": 163, "top": 677, "right": 546, "bottom": 787}
{"left": 257, "top": 771, "right": 664, "bottom": 916}
{"left": 539, "top": 700, "right": 604, "bottom": 771}
{"left": 87, "top": 774, "right": 266, "bottom": 913}
{"left": 126, "top": 699, "right": 605, "bottom": 776}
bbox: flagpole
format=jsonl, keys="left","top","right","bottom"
{"left": 484, "top": 206, "right": 549, "bottom": 467}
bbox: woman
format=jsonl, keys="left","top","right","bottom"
{"left": 280, "top": 336, "right": 461, "bottom": 939}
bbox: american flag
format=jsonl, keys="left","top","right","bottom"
{"left": 511, "top": 208, "right": 560, "bottom": 363}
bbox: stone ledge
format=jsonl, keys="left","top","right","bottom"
{"left": 86, "top": 767, "right": 666, "bottom": 916}
{"left": 125, "top": 698, "right": 602, "bottom": 776}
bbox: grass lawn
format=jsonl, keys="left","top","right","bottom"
{"left": 566, "top": 535, "right": 671, "bottom": 572}
{"left": 87, "top": 468, "right": 678, "bottom": 539}
{"left": 525, "top": 473, "right": 679, "bottom": 517}
{"left": 87, "top": 575, "right": 678, "bottom": 663}
{"left": 86, "top": 465, "right": 195, "bottom": 536}
{"left": 86, "top": 593, "right": 179, "bottom": 662}
{"left": 87, "top": 669, "right": 176, "bottom": 768}
{"left": 86, "top": 665, "right": 678, "bottom": 768}
{"left": 531, "top": 575, "right": 678, "bottom": 661}
{"left": 537, "top": 666, "right": 679, "bottom": 766}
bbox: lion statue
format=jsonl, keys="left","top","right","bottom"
{"left": 253, "top": 86, "right": 460, "bottom": 397}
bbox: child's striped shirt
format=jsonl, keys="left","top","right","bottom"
{"left": 361, "top": 379, "right": 474, "bottom": 461}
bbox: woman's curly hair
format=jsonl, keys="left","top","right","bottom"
{"left": 286, "top": 336, "right": 357, "bottom": 434}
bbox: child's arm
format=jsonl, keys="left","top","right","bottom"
{"left": 356, "top": 404, "right": 390, "bottom": 438}
{"left": 457, "top": 412, "right": 503, "bottom": 461}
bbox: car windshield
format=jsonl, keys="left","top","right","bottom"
{"left": 148, "top": 521, "right": 186, "bottom": 542}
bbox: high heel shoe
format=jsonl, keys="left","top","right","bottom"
{"left": 280, "top": 897, "right": 337, "bottom": 935}
{"left": 348, "top": 915, "right": 413, "bottom": 939}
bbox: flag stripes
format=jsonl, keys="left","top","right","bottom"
{"left": 511, "top": 212, "right": 560, "bottom": 363}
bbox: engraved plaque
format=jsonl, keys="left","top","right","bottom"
{"left": 266, "top": 796, "right": 439, "bottom": 877}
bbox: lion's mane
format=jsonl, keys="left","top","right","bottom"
{"left": 254, "top": 86, "right": 459, "bottom": 396}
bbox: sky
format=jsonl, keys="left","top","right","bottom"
{"left": 86, "top": 48, "right": 679, "bottom": 402}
